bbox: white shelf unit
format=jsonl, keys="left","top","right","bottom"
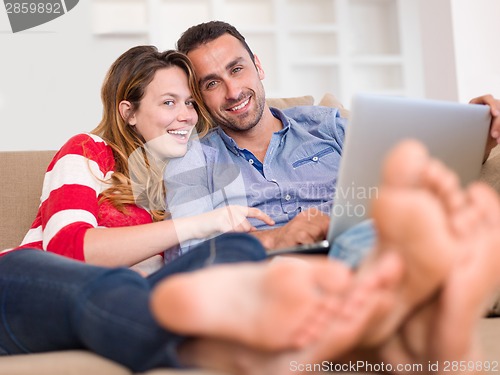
{"left": 91, "top": 0, "right": 423, "bottom": 104}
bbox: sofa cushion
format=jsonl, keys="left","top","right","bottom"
{"left": 266, "top": 95, "right": 314, "bottom": 109}
{"left": 318, "top": 93, "right": 350, "bottom": 118}
{"left": 0, "top": 151, "right": 56, "bottom": 251}
{"left": 0, "top": 351, "right": 131, "bottom": 375}
{"left": 0, "top": 351, "right": 227, "bottom": 375}
{"left": 479, "top": 145, "right": 500, "bottom": 195}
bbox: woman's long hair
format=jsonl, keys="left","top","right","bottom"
{"left": 91, "top": 46, "right": 212, "bottom": 221}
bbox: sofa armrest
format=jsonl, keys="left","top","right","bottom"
{"left": 0, "top": 150, "right": 56, "bottom": 250}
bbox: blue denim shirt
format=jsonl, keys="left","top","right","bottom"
{"left": 165, "top": 106, "right": 347, "bottom": 234}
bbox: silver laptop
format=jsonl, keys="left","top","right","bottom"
{"left": 268, "top": 93, "right": 491, "bottom": 256}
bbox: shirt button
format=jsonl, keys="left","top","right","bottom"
{"left": 312, "top": 156, "right": 319, "bottom": 162}
{"left": 284, "top": 194, "right": 291, "bottom": 201}
{"left": 248, "top": 159, "right": 254, "bottom": 165}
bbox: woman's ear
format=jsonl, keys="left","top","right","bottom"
{"left": 119, "top": 100, "right": 136, "bottom": 126}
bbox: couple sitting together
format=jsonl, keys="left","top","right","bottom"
{"left": 1, "top": 20, "right": 500, "bottom": 374}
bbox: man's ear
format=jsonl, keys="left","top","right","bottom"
{"left": 119, "top": 100, "right": 136, "bottom": 126}
{"left": 254, "top": 54, "right": 265, "bottom": 80}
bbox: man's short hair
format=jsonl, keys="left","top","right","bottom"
{"left": 176, "top": 20, "right": 255, "bottom": 64}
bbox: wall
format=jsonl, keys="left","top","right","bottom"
{"left": 418, "top": 0, "right": 500, "bottom": 102}
{"left": 451, "top": 0, "right": 500, "bottom": 102}
{"left": 0, "top": 2, "right": 100, "bottom": 151}
{"left": 417, "top": 0, "right": 458, "bottom": 101}
{"left": 1, "top": 0, "right": 499, "bottom": 151}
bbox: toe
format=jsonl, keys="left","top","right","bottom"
{"left": 468, "top": 183, "right": 500, "bottom": 226}
{"left": 314, "top": 260, "right": 353, "bottom": 295}
{"left": 382, "top": 140, "right": 429, "bottom": 188}
{"left": 423, "top": 159, "right": 465, "bottom": 212}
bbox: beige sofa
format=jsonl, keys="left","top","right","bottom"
{"left": 0, "top": 94, "right": 500, "bottom": 374}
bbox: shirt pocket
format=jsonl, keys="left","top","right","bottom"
{"left": 292, "top": 146, "right": 336, "bottom": 168}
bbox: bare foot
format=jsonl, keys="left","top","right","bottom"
{"left": 306, "top": 251, "right": 404, "bottom": 362}
{"left": 358, "top": 139, "right": 468, "bottom": 345}
{"left": 150, "top": 257, "right": 353, "bottom": 351}
{"left": 377, "top": 181, "right": 500, "bottom": 374}
{"left": 429, "top": 182, "right": 500, "bottom": 368}
{"left": 178, "top": 251, "right": 404, "bottom": 375}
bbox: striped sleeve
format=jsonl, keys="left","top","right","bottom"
{"left": 20, "top": 133, "right": 114, "bottom": 261}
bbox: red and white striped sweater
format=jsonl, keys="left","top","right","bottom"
{"left": 16, "top": 133, "right": 153, "bottom": 261}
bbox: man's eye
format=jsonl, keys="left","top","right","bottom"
{"left": 232, "top": 67, "right": 242, "bottom": 74}
{"left": 206, "top": 81, "right": 217, "bottom": 90}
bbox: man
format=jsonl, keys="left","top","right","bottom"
{"left": 169, "top": 20, "right": 343, "bottom": 250}
{"left": 170, "top": 20, "right": 500, "bottom": 254}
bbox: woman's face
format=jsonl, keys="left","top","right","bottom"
{"left": 128, "top": 66, "right": 198, "bottom": 159}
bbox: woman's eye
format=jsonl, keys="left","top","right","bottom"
{"left": 164, "top": 100, "right": 174, "bottom": 106}
{"left": 186, "top": 101, "right": 195, "bottom": 107}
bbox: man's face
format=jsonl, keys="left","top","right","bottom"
{"left": 187, "top": 34, "right": 266, "bottom": 134}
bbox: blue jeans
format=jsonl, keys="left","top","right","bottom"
{"left": 329, "top": 219, "right": 377, "bottom": 268}
{"left": 0, "top": 233, "right": 266, "bottom": 372}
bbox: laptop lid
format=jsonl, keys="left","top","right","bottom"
{"left": 327, "top": 93, "right": 491, "bottom": 241}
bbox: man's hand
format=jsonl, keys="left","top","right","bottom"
{"left": 469, "top": 94, "right": 500, "bottom": 162}
{"left": 251, "top": 207, "right": 330, "bottom": 250}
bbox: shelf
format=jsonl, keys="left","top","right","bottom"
{"left": 91, "top": 0, "right": 147, "bottom": 36}
{"left": 235, "top": 26, "right": 277, "bottom": 35}
{"left": 93, "top": 27, "right": 148, "bottom": 37}
{"left": 286, "top": 0, "right": 337, "bottom": 25}
{"left": 347, "top": 0, "right": 400, "bottom": 55}
{"left": 289, "top": 33, "right": 339, "bottom": 59}
{"left": 350, "top": 65, "right": 404, "bottom": 92}
{"left": 289, "top": 65, "right": 340, "bottom": 100}
{"left": 291, "top": 57, "right": 342, "bottom": 66}
{"left": 223, "top": 0, "right": 275, "bottom": 27}
{"left": 90, "top": 0, "right": 420, "bottom": 103}
{"left": 350, "top": 55, "right": 404, "bottom": 65}
{"left": 288, "top": 25, "right": 340, "bottom": 34}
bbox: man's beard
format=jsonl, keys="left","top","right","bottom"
{"left": 215, "top": 89, "right": 266, "bottom": 133}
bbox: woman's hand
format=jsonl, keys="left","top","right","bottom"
{"left": 211, "top": 205, "right": 275, "bottom": 233}
{"left": 189, "top": 205, "right": 275, "bottom": 239}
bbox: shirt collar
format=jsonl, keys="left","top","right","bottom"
{"left": 269, "top": 107, "right": 292, "bottom": 134}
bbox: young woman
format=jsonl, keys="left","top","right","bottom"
{"left": 17, "top": 46, "right": 274, "bottom": 273}
{"left": 0, "top": 46, "right": 346, "bottom": 372}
